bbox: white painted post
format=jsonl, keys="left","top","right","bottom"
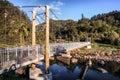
{"left": 16, "top": 47, "right": 18, "bottom": 64}
{"left": 21, "top": 46, "right": 23, "bottom": 58}
{"left": 3, "top": 49, "right": 5, "bottom": 66}
{"left": 36, "top": 46, "right": 38, "bottom": 60}
{"left": 16, "top": 47, "right": 18, "bottom": 58}
{"left": 7, "top": 47, "right": 9, "bottom": 62}
{"left": 28, "top": 45, "right": 30, "bottom": 56}
{"left": 0, "top": 50, "right": 1, "bottom": 67}
{"left": 2, "top": 51, "right": 3, "bottom": 66}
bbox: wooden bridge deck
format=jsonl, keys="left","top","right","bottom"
{"left": 0, "top": 54, "right": 44, "bottom": 74}
{"left": 0, "top": 42, "right": 91, "bottom": 74}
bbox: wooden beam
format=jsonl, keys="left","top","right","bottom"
{"left": 45, "top": 6, "right": 50, "bottom": 74}
{"left": 32, "top": 10, "right": 36, "bottom": 46}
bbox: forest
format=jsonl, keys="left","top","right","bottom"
{"left": 0, "top": 1, "right": 120, "bottom": 47}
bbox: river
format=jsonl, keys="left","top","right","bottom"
{"left": 0, "top": 60, "right": 120, "bottom": 80}
{"left": 36, "top": 60, "right": 120, "bottom": 80}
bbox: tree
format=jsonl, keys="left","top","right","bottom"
{"left": 19, "top": 22, "right": 28, "bottom": 45}
{"left": 101, "top": 30, "right": 119, "bottom": 44}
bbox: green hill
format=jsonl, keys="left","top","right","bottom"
{"left": 49, "top": 11, "right": 120, "bottom": 47}
{"left": 0, "top": 1, "right": 31, "bottom": 47}
{"left": 0, "top": 1, "right": 120, "bottom": 47}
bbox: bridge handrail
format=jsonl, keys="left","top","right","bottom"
{"left": 0, "top": 42, "right": 91, "bottom": 74}
{"left": 0, "top": 45, "right": 44, "bottom": 69}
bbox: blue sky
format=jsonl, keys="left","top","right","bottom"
{"left": 8, "top": 0, "right": 120, "bottom": 21}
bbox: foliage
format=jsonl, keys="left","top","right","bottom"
{"left": 49, "top": 11, "right": 120, "bottom": 46}
{"left": 0, "top": 1, "right": 31, "bottom": 47}
{"left": 1, "top": 1, "right": 120, "bottom": 47}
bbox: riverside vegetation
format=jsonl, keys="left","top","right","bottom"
{"left": 0, "top": 0, "right": 120, "bottom": 80}
{"left": 0, "top": 1, "right": 120, "bottom": 48}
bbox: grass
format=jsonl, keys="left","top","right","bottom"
{"left": 90, "top": 42, "right": 120, "bottom": 54}
{"left": 92, "top": 42, "right": 120, "bottom": 49}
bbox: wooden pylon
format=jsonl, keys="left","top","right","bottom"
{"left": 32, "top": 10, "right": 36, "bottom": 46}
{"left": 45, "top": 5, "right": 50, "bottom": 74}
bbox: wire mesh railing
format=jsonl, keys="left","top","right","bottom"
{"left": 49, "top": 42, "right": 91, "bottom": 55}
{"left": 0, "top": 45, "right": 45, "bottom": 69}
{"left": 0, "top": 42, "right": 90, "bottom": 72}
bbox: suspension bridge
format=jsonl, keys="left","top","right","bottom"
{"left": 0, "top": 42, "right": 91, "bottom": 74}
{"left": 0, "top": 5, "right": 91, "bottom": 80}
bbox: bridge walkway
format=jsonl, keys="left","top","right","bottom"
{"left": 0, "top": 42, "right": 91, "bottom": 74}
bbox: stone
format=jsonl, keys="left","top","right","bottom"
{"left": 71, "top": 58, "right": 78, "bottom": 63}
{"left": 29, "top": 64, "right": 43, "bottom": 80}
{"left": 61, "top": 54, "right": 72, "bottom": 58}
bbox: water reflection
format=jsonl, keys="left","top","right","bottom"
{"left": 47, "top": 60, "right": 120, "bottom": 80}
{"left": 1, "top": 60, "right": 120, "bottom": 80}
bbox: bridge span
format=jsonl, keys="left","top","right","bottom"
{"left": 0, "top": 42, "right": 91, "bottom": 74}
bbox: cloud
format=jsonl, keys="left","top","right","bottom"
{"left": 49, "top": 1, "right": 63, "bottom": 10}
{"left": 49, "top": 1, "right": 64, "bottom": 20}
{"left": 31, "top": 1, "right": 64, "bottom": 20}
{"left": 33, "top": 5, "right": 45, "bottom": 12}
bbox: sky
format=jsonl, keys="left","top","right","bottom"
{"left": 8, "top": 0, "right": 120, "bottom": 21}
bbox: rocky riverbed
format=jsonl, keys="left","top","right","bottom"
{"left": 70, "top": 49, "right": 120, "bottom": 63}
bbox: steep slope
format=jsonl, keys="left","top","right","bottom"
{"left": 0, "top": 1, "right": 31, "bottom": 46}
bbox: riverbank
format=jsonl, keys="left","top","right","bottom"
{"left": 71, "top": 49, "right": 120, "bottom": 64}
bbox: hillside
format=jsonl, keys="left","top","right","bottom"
{"left": 0, "top": 1, "right": 31, "bottom": 46}
{"left": 49, "top": 11, "right": 120, "bottom": 47}
{"left": 0, "top": 1, "right": 120, "bottom": 47}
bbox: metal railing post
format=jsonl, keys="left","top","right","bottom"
{"left": 21, "top": 46, "right": 23, "bottom": 58}
{"left": 3, "top": 49, "right": 5, "bottom": 67}
{"left": 16, "top": 47, "right": 18, "bottom": 64}
{"left": 16, "top": 48, "right": 17, "bottom": 58}
{"left": 43, "top": 45, "right": 45, "bottom": 55}
{"left": 36, "top": 46, "right": 39, "bottom": 60}
{"left": 28, "top": 45, "right": 30, "bottom": 56}
{"left": 1, "top": 50, "right": 3, "bottom": 67}
{"left": 0, "top": 50, "right": 1, "bottom": 67}
{"left": 6, "top": 48, "right": 10, "bottom": 61}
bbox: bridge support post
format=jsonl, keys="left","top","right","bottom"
{"left": 45, "top": 5, "right": 50, "bottom": 74}
{"left": 32, "top": 10, "right": 36, "bottom": 46}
